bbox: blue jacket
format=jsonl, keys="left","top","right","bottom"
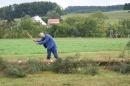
{"left": 37, "top": 34, "right": 56, "bottom": 49}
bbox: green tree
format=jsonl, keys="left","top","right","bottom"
{"left": 89, "top": 10, "right": 108, "bottom": 21}
{"left": 65, "top": 15, "right": 85, "bottom": 26}
{"left": 47, "top": 24, "right": 58, "bottom": 37}
{"left": 118, "top": 18, "right": 130, "bottom": 37}
{"left": 31, "top": 22, "right": 47, "bottom": 38}
{"left": 65, "top": 15, "right": 86, "bottom": 37}
{"left": 0, "top": 1, "right": 64, "bottom": 19}
{"left": 48, "top": 23, "right": 70, "bottom": 37}
{"left": 46, "top": 10, "right": 60, "bottom": 19}
{"left": 41, "top": 16, "right": 48, "bottom": 24}
{"left": 76, "top": 17, "right": 97, "bottom": 37}
{"left": 0, "top": 20, "right": 6, "bottom": 38}
{"left": 89, "top": 10, "right": 109, "bottom": 37}
{"left": 54, "top": 5, "right": 65, "bottom": 15}
{"left": 68, "top": 26, "right": 79, "bottom": 37}
{"left": 55, "top": 23, "right": 69, "bottom": 37}
{"left": 20, "top": 18, "right": 33, "bottom": 31}
{"left": 96, "top": 22, "right": 107, "bottom": 37}
{"left": 18, "top": 17, "right": 33, "bottom": 37}
{"left": 124, "top": 3, "right": 130, "bottom": 10}
{"left": 1, "top": 6, "right": 10, "bottom": 19}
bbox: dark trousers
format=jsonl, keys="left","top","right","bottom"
{"left": 47, "top": 46, "right": 58, "bottom": 59}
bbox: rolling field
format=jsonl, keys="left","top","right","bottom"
{"left": 61, "top": 10, "right": 130, "bottom": 23}
{"left": 0, "top": 38, "right": 130, "bottom": 86}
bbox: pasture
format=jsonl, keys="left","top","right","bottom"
{"left": 61, "top": 10, "right": 130, "bottom": 23}
{"left": 0, "top": 38, "right": 129, "bottom": 60}
{"left": 0, "top": 38, "right": 130, "bottom": 86}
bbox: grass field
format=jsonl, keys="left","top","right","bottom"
{"left": 1, "top": 10, "right": 130, "bottom": 86}
{"left": 0, "top": 71, "right": 130, "bottom": 86}
{"left": 0, "top": 38, "right": 130, "bottom": 86}
{"left": 61, "top": 10, "right": 130, "bottom": 23}
{"left": 0, "top": 38, "right": 129, "bottom": 60}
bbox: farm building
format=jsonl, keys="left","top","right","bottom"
{"left": 32, "top": 15, "right": 47, "bottom": 26}
{"left": 47, "top": 19, "right": 60, "bottom": 25}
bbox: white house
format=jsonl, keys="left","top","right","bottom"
{"left": 32, "top": 15, "right": 47, "bottom": 26}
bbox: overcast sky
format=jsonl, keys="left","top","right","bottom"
{"left": 0, "top": 0, "right": 130, "bottom": 9}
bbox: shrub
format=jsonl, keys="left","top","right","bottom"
{"left": 52, "top": 57, "right": 77, "bottom": 73}
{"left": 106, "top": 62, "right": 130, "bottom": 74}
{"left": 76, "top": 59, "right": 89, "bottom": 67}
{"left": 0, "top": 56, "right": 100, "bottom": 78}
{"left": 84, "top": 60, "right": 99, "bottom": 76}
{"left": 52, "top": 58, "right": 64, "bottom": 73}
{"left": 52, "top": 57, "right": 99, "bottom": 75}
{"left": 0, "top": 57, "right": 8, "bottom": 71}
{"left": 3, "top": 65, "right": 26, "bottom": 78}
{"left": 40, "top": 63, "right": 52, "bottom": 71}
{"left": 24, "top": 59, "right": 52, "bottom": 74}
{"left": 24, "top": 59, "right": 41, "bottom": 74}
{"left": 26, "top": 66, "right": 40, "bottom": 74}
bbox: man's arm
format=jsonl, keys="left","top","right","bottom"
{"left": 38, "top": 35, "right": 50, "bottom": 44}
{"left": 33, "top": 39, "right": 42, "bottom": 45}
{"left": 35, "top": 39, "right": 43, "bottom": 42}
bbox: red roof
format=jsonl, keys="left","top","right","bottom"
{"left": 47, "top": 19, "right": 60, "bottom": 25}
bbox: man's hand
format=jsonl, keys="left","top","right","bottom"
{"left": 33, "top": 39, "right": 37, "bottom": 42}
{"left": 35, "top": 42, "right": 39, "bottom": 45}
{"left": 33, "top": 39, "right": 38, "bottom": 44}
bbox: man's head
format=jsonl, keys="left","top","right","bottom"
{"left": 39, "top": 32, "right": 45, "bottom": 38}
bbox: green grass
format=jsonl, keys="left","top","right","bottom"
{"left": 0, "top": 38, "right": 129, "bottom": 60}
{"left": 105, "top": 11, "right": 130, "bottom": 22}
{"left": 0, "top": 70, "right": 130, "bottom": 86}
{"left": 61, "top": 10, "right": 130, "bottom": 23}
{"left": 0, "top": 38, "right": 128, "bottom": 54}
{"left": 61, "top": 13, "right": 90, "bottom": 20}
{"left": 1, "top": 10, "right": 130, "bottom": 86}
{"left": 0, "top": 38, "right": 130, "bottom": 86}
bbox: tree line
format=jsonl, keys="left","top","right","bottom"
{"left": 0, "top": 11, "right": 130, "bottom": 39}
{"left": 64, "top": 5, "right": 124, "bottom": 13}
{"left": 0, "top": 1, "right": 64, "bottom": 19}
{"left": 124, "top": 3, "right": 130, "bottom": 10}
{"left": 1, "top": 1, "right": 129, "bottom": 20}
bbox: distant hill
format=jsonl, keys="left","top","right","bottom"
{"left": 61, "top": 10, "right": 130, "bottom": 24}
{"left": 64, "top": 5, "right": 124, "bottom": 13}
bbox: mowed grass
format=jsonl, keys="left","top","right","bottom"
{"left": 104, "top": 11, "right": 130, "bottom": 23}
{"left": 0, "top": 38, "right": 130, "bottom": 86}
{"left": 0, "top": 38, "right": 129, "bottom": 60}
{"left": 0, "top": 71, "right": 130, "bottom": 86}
